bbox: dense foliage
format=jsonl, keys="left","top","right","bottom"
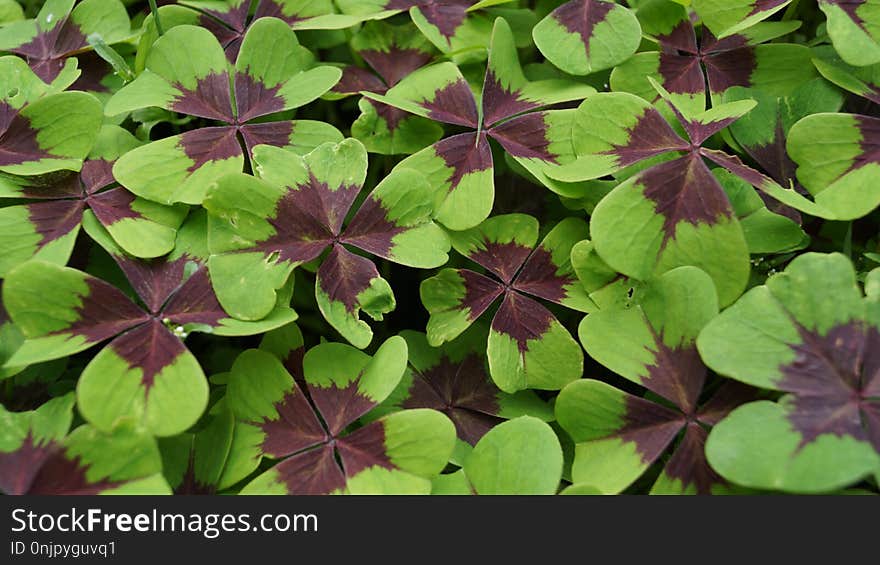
{"left": 0, "top": 0, "right": 878, "bottom": 495}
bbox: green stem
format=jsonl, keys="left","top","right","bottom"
{"left": 844, "top": 222, "right": 853, "bottom": 259}
{"left": 781, "top": 0, "right": 801, "bottom": 21}
{"left": 148, "top": 0, "right": 164, "bottom": 35}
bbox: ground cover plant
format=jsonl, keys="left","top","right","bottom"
{"left": 0, "top": 0, "right": 878, "bottom": 496}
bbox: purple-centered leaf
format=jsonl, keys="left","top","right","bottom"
{"left": 316, "top": 245, "right": 384, "bottom": 315}
{"left": 659, "top": 423, "right": 725, "bottom": 494}
{"left": 188, "top": 0, "right": 251, "bottom": 58}
{"left": 171, "top": 72, "right": 236, "bottom": 122}
{"left": 65, "top": 276, "right": 150, "bottom": 345}
{"left": 335, "top": 420, "right": 395, "bottom": 476}
{"left": 269, "top": 444, "right": 348, "bottom": 495}
{"left": 1, "top": 394, "right": 166, "bottom": 494}
{"left": 640, "top": 155, "right": 735, "bottom": 250}
{"left": 178, "top": 0, "right": 330, "bottom": 59}
{"left": 434, "top": 131, "right": 494, "bottom": 196}
{"left": 110, "top": 255, "right": 190, "bottom": 316}
{"left": 491, "top": 292, "right": 556, "bottom": 353}
{"left": 649, "top": 17, "right": 762, "bottom": 100}
{"left": 341, "top": 197, "right": 407, "bottom": 260}
{"left": 465, "top": 238, "right": 533, "bottom": 285}
{"left": 15, "top": 441, "right": 118, "bottom": 494}
{"left": 613, "top": 1, "right": 810, "bottom": 120}
{"left": 259, "top": 388, "right": 327, "bottom": 459}
{"left": 779, "top": 323, "right": 880, "bottom": 451}
{"left": 2, "top": 0, "right": 130, "bottom": 84}
{"left": 554, "top": 0, "right": 616, "bottom": 46}
{"left": 233, "top": 340, "right": 444, "bottom": 495}
{"left": 401, "top": 353, "right": 503, "bottom": 446}
{"left": 386, "top": 0, "right": 471, "bottom": 41}
{"left": 513, "top": 246, "right": 577, "bottom": 307}
{"left": 488, "top": 112, "right": 556, "bottom": 162}
{"left": 1, "top": 156, "right": 170, "bottom": 274}
{"left": 336, "top": 20, "right": 437, "bottom": 145}
{"left": 481, "top": 68, "right": 542, "bottom": 128}
{"left": 0, "top": 102, "right": 52, "bottom": 167}
{"left": 107, "top": 320, "right": 187, "bottom": 391}
{"left": 237, "top": 122, "right": 296, "bottom": 156}
{"left": 612, "top": 109, "right": 692, "bottom": 166}
{"left": 361, "top": 46, "right": 434, "bottom": 90}
{"left": 696, "top": 382, "right": 761, "bottom": 425}
{"left": 335, "top": 66, "right": 388, "bottom": 95}
{"left": 159, "top": 267, "right": 228, "bottom": 328}
{"left": 180, "top": 126, "right": 244, "bottom": 172}
{"left": 424, "top": 77, "right": 481, "bottom": 127}
{"left": 620, "top": 392, "right": 686, "bottom": 465}
{"left": 460, "top": 270, "right": 505, "bottom": 323}
{"left": 644, "top": 339, "right": 706, "bottom": 416}
{"left": 0, "top": 431, "right": 57, "bottom": 495}
{"left": 253, "top": 175, "right": 353, "bottom": 264}
{"left": 426, "top": 215, "right": 587, "bottom": 386}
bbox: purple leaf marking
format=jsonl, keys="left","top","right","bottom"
{"left": 620, "top": 392, "right": 685, "bottom": 463}
{"left": 307, "top": 379, "right": 384, "bottom": 438}
{"left": 334, "top": 66, "right": 388, "bottom": 95}
{"left": 0, "top": 102, "right": 51, "bottom": 166}
{"left": 181, "top": 126, "right": 243, "bottom": 173}
{"left": 65, "top": 277, "right": 149, "bottom": 344}
{"left": 13, "top": 13, "right": 88, "bottom": 83}
{"left": 779, "top": 323, "right": 880, "bottom": 451}
{"left": 238, "top": 121, "right": 294, "bottom": 155}
{"left": 234, "top": 72, "right": 285, "bottom": 123}
{"left": 696, "top": 382, "right": 760, "bottom": 425}
{"left": 316, "top": 244, "right": 382, "bottom": 313}
{"left": 87, "top": 188, "right": 145, "bottom": 228}
{"left": 748, "top": 0, "right": 793, "bottom": 17}
{"left": 643, "top": 338, "right": 707, "bottom": 416}
{"left": 460, "top": 270, "right": 505, "bottom": 322}
{"left": 108, "top": 320, "right": 188, "bottom": 391}
{"left": 468, "top": 239, "right": 532, "bottom": 285}
{"left": 342, "top": 195, "right": 407, "bottom": 260}
{"left": 654, "top": 19, "right": 758, "bottom": 99}
{"left": 481, "top": 70, "right": 541, "bottom": 128}
{"left": 361, "top": 47, "right": 434, "bottom": 88}
{"left": 402, "top": 354, "right": 502, "bottom": 445}
{"left": 171, "top": 73, "right": 235, "bottom": 123}
{"left": 603, "top": 107, "right": 689, "bottom": 168}
{"left": 420, "top": 79, "right": 480, "bottom": 127}
{"left": 24, "top": 449, "right": 120, "bottom": 495}
{"left": 662, "top": 423, "right": 724, "bottom": 494}
{"left": 161, "top": 267, "right": 229, "bottom": 328}
{"left": 488, "top": 113, "right": 557, "bottom": 162}
{"left": 259, "top": 389, "right": 327, "bottom": 459}
{"left": 491, "top": 292, "right": 555, "bottom": 352}
{"left": 552, "top": 0, "right": 616, "bottom": 52}
{"left": 113, "top": 256, "right": 189, "bottom": 315}
{"left": 0, "top": 433, "right": 57, "bottom": 495}
{"left": 639, "top": 155, "right": 734, "bottom": 249}
{"left": 658, "top": 53, "right": 705, "bottom": 96}
{"left": 513, "top": 247, "right": 573, "bottom": 306}
{"left": 847, "top": 115, "right": 880, "bottom": 175}
{"left": 335, "top": 421, "right": 396, "bottom": 476}
{"left": 271, "top": 444, "right": 347, "bottom": 494}
{"left": 387, "top": 0, "right": 470, "bottom": 41}
{"left": 703, "top": 47, "right": 757, "bottom": 94}
{"left": 434, "top": 132, "right": 493, "bottom": 195}
{"left": 27, "top": 199, "right": 85, "bottom": 249}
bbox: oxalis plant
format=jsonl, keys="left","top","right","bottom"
{"left": 0, "top": 0, "right": 879, "bottom": 496}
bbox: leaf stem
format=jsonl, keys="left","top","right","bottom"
{"left": 148, "top": 0, "right": 164, "bottom": 35}
{"left": 844, "top": 222, "right": 853, "bottom": 259}
{"left": 781, "top": 0, "right": 800, "bottom": 21}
